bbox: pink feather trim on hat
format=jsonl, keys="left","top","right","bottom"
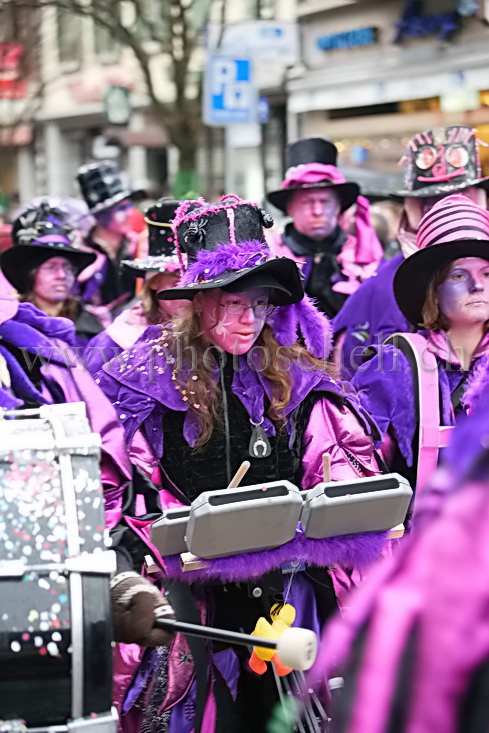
{"left": 281, "top": 163, "right": 346, "bottom": 189}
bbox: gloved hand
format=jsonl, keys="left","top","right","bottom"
{"left": 111, "top": 572, "right": 176, "bottom": 646}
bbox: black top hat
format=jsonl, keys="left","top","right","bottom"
{"left": 122, "top": 197, "right": 182, "bottom": 276}
{"left": 287, "top": 138, "right": 338, "bottom": 168}
{"left": 76, "top": 160, "right": 143, "bottom": 215}
{"left": 392, "top": 125, "right": 489, "bottom": 200}
{"left": 2, "top": 202, "right": 96, "bottom": 293}
{"left": 175, "top": 196, "right": 275, "bottom": 263}
{"left": 158, "top": 195, "right": 304, "bottom": 305}
{"left": 266, "top": 137, "right": 359, "bottom": 213}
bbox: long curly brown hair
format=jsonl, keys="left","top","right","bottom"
{"left": 167, "top": 305, "right": 332, "bottom": 447}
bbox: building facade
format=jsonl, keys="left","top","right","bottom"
{"left": 287, "top": 0, "right": 489, "bottom": 189}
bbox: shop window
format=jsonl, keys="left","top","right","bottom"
{"left": 246, "top": 0, "right": 276, "bottom": 19}
{"left": 399, "top": 97, "right": 440, "bottom": 113}
{"left": 94, "top": 22, "right": 118, "bottom": 60}
{"left": 57, "top": 8, "right": 81, "bottom": 67}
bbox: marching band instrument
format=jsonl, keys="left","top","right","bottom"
{"left": 150, "top": 474, "right": 413, "bottom": 565}
{"left": 300, "top": 473, "right": 412, "bottom": 539}
{"left": 0, "top": 404, "right": 116, "bottom": 733}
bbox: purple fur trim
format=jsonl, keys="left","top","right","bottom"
{"left": 270, "top": 304, "right": 298, "bottom": 347}
{"left": 296, "top": 295, "right": 332, "bottom": 359}
{"left": 462, "top": 354, "right": 489, "bottom": 413}
{"left": 270, "top": 295, "right": 332, "bottom": 359}
{"left": 161, "top": 530, "right": 387, "bottom": 584}
{"left": 178, "top": 240, "right": 270, "bottom": 286}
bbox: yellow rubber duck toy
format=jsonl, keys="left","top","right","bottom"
{"left": 249, "top": 602, "right": 296, "bottom": 677}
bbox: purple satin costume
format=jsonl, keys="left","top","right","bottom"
{"left": 95, "top": 324, "right": 385, "bottom": 733}
{"left": 333, "top": 254, "right": 411, "bottom": 380}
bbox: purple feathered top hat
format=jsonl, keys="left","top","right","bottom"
{"left": 158, "top": 194, "right": 332, "bottom": 358}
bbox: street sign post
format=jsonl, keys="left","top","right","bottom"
{"left": 203, "top": 56, "right": 257, "bottom": 126}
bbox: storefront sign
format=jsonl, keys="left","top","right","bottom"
{"left": 0, "top": 43, "right": 27, "bottom": 99}
{"left": 394, "top": 1, "right": 460, "bottom": 43}
{"left": 317, "top": 26, "right": 377, "bottom": 51}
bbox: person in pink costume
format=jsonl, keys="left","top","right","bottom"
{"left": 352, "top": 195, "right": 489, "bottom": 495}
{"left": 333, "top": 125, "right": 489, "bottom": 379}
{"left": 266, "top": 137, "right": 383, "bottom": 317}
{"left": 301, "top": 379, "right": 489, "bottom": 733}
{"left": 96, "top": 195, "right": 385, "bottom": 733}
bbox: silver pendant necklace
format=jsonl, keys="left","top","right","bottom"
{"left": 249, "top": 418, "right": 272, "bottom": 458}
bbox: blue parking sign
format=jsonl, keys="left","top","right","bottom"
{"left": 204, "top": 56, "right": 256, "bottom": 125}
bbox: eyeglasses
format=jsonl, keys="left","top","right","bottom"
{"left": 38, "top": 261, "right": 77, "bottom": 277}
{"left": 219, "top": 301, "right": 275, "bottom": 317}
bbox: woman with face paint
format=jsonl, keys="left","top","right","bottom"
{"left": 1, "top": 202, "right": 105, "bottom": 345}
{"left": 96, "top": 196, "right": 383, "bottom": 733}
{"left": 352, "top": 194, "right": 489, "bottom": 496}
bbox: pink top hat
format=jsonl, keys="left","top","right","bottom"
{"left": 394, "top": 194, "right": 489, "bottom": 325}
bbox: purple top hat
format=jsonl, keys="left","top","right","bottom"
{"left": 394, "top": 194, "right": 489, "bottom": 325}
{"left": 393, "top": 125, "right": 489, "bottom": 199}
{"left": 266, "top": 137, "right": 359, "bottom": 213}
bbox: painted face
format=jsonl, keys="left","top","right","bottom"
{"left": 96, "top": 199, "right": 133, "bottom": 234}
{"left": 147, "top": 271, "right": 190, "bottom": 317}
{"left": 197, "top": 287, "right": 270, "bottom": 354}
{"left": 287, "top": 188, "right": 341, "bottom": 240}
{"left": 404, "top": 185, "right": 488, "bottom": 233}
{"left": 436, "top": 257, "right": 489, "bottom": 327}
{"left": 33, "top": 256, "right": 76, "bottom": 302}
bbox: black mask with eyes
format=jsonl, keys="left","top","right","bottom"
{"left": 404, "top": 125, "right": 482, "bottom": 193}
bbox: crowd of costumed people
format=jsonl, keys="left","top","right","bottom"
{"left": 1, "top": 126, "right": 489, "bottom": 733}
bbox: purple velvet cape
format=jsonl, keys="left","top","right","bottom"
{"left": 96, "top": 324, "right": 377, "bottom": 457}
{"left": 333, "top": 254, "right": 411, "bottom": 380}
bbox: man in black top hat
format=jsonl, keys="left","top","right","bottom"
{"left": 76, "top": 160, "right": 144, "bottom": 311}
{"left": 266, "top": 137, "right": 383, "bottom": 318}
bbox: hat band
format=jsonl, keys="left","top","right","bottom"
{"left": 32, "top": 234, "right": 72, "bottom": 246}
{"left": 143, "top": 217, "right": 173, "bottom": 228}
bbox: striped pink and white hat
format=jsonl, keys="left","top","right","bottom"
{"left": 394, "top": 194, "right": 489, "bottom": 325}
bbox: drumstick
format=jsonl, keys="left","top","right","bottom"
{"left": 322, "top": 453, "right": 331, "bottom": 483}
{"left": 227, "top": 460, "right": 251, "bottom": 488}
{"left": 154, "top": 617, "right": 317, "bottom": 671}
{"left": 155, "top": 617, "right": 277, "bottom": 649}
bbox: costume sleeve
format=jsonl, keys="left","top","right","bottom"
{"left": 352, "top": 345, "right": 416, "bottom": 466}
{"left": 301, "top": 396, "right": 381, "bottom": 490}
{"left": 83, "top": 332, "right": 122, "bottom": 376}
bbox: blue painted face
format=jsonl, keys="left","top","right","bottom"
{"left": 436, "top": 257, "right": 489, "bottom": 327}
{"left": 97, "top": 199, "right": 133, "bottom": 233}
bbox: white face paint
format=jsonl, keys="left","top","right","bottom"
{"left": 197, "top": 287, "right": 270, "bottom": 354}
